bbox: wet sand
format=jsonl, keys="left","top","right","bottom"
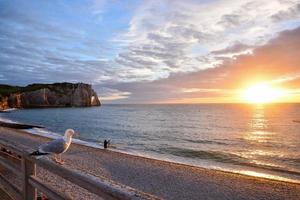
{"left": 0, "top": 126, "right": 300, "bottom": 200}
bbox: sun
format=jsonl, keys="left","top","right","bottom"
{"left": 241, "top": 83, "right": 286, "bottom": 104}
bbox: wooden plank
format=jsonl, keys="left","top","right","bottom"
{"left": 31, "top": 157, "right": 159, "bottom": 200}
{"left": 0, "top": 173, "right": 22, "bottom": 200}
{"left": 0, "top": 155, "right": 21, "bottom": 176}
{"left": 0, "top": 150, "right": 22, "bottom": 165}
{"left": 0, "top": 139, "right": 159, "bottom": 200}
{"left": 0, "top": 139, "right": 26, "bottom": 156}
{"left": 28, "top": 176, "right": 72, "bottom": 200}
{"left": 22, "top": 158, "right": 37, "bottom": 200}
{"left": 0, "top": 187, "right": 13, "bottom": 200}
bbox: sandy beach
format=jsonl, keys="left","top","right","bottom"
{"left": 0, "top": 126, "right": 300, "bottom": 200}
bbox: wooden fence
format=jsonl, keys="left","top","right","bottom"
{"left": 0, "top": 139, "right": 160, "bottom": 200}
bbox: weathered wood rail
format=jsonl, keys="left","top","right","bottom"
{"left": 0, "top": 139, "right": 160, "bottom": 200}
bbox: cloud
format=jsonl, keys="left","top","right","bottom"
{"left": 1, "top": 0, "right": 300, "bottom": 103}
{"left": 0, "top": 0, "right": 116, "bottom": 85}
{"left": 272, "top": 2, "right": 300, "bottom": 22}
{"left": 98, "top": 87, "right": 131, "bottom": 101}
{"left": 110, "top": 0, "right": 300, "bottom": 83}
{"left": 101, "top": 26, "right": 300, "bottom": 103}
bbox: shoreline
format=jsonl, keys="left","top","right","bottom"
{"left": 0, "top": 118, "right": 299, "bottom": 185}
{"left": 70, "top": 141, "right": 300, "bottom": 186}
{"left": 21, "top": 127, "right": 300, "bottom": 185}
{"left": 0, "top": 120, "right": 44, "bottom": 129}
{"left": 0, "top": 126, "right": 300, "bottom": 199}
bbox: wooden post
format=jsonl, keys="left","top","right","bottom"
{"left": 22, "top": 156, "right": 37, "bottom": 200}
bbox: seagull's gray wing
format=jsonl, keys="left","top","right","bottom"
{"left": 39, "top": 138, "right": 67, "bottom": 154}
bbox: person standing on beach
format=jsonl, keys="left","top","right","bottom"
{"left": 104, "top": 139, "right": 108, "bottom": 149}
{"left": 103, "top": 139, "right": 111, "bottom": 149}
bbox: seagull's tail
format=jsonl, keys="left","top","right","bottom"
{"left": 29, "top": 151, "right": 48, "bottom": 156}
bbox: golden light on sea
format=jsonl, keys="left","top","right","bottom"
{"left": 241, "top": 83, "right": 286, "bottom": 104}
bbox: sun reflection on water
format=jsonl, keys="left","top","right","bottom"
{"left": 238, "top": 105, "right": 287, "bottom": 174}
{"left": 244, "top": 105, "right": 274, "bottom": 143}
{"left": 244, "top": 105, "right": 272, "bottom": 143}
{"left": 250, "top": 105, "right": 267, "bottom": 129}
{"left": 233, "top": 170, "right": 300, "bottom": 184}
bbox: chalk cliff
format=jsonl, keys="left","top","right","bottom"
{"left": 0, "top": 83, "right": 101, "bottom": 110}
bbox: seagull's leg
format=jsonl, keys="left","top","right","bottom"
{"left": 52, "top": 154, "right": 59, "bottom": 163}
{"left": 58, "top": 154, "right": 64, "bottom": 165}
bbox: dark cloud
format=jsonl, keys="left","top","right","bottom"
{"left": 211, "top": 43, "right": 253, "bottom": 55}
{"left": 217, "top": 14, "right": 243, "bottom": 28}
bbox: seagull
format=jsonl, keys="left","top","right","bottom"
{"left": 30, "top": 129, "right": 77, "bottom": 164}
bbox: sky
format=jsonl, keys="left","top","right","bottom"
{"left": 0, "top": 0, "right": 300, "bottom": 103}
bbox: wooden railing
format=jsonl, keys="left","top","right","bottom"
{"left": 0, "top": 139, "right": 160, "bottom": 200}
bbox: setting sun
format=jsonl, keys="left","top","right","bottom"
{"left": 241, "top": 83, "right": 286, "bottom": 104}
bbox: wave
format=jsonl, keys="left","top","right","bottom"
{"left": 26, "top": 128, "right": 105, "bottom": 150}
{"left": 0, "top": 116, "right": 16, "bottom": 123}
{"left": 0, "top": 108, "right": 18, "bottom": 113}
{"left": 158, "top": 147, "right": 247, "bottom": 163}
{"left": 1, "top": 114, "right": 300, "bottom": 184}
{"left": 158, "top": 147, "right": 300, "bottom": 177}
{"left": 241, "top": 161, "right": 300, "bottom": 177}
{"left": 184, "top": 139, "right": 228, "bottom": 145}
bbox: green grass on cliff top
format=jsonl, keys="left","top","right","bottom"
{"left": 0, "top": 82, "right": 85, "bottom": 100}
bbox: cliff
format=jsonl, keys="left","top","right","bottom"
{"left": 0, "top": 83, "right": 101, "bottom": 110}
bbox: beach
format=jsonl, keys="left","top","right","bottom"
{"left": 1, "top": 1, "right": 300, "bottom": 199}
{"left": 0, "top": 126, "right": 300, "bottom": 200}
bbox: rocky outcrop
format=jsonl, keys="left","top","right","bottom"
{"left": 0, "top": 83, "right": 101, "bottom": 109}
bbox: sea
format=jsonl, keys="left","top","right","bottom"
{"left": 1, "top": 104, "right": 300, "bottom": 183}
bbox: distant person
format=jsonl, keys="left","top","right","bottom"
{"left": 104, "top": 139, "right": 108, "bottom": 149}
{"left": 104, "top": 139, "right": 111, "bottom": 149}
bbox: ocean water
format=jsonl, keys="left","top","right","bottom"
{"left": 1, "top": 104, "right": 300, "bottom": 183}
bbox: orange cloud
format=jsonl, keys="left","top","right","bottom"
{"left": 101, "top": 27, "right": 300, "bottom": 103}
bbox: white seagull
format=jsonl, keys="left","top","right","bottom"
{"left": 30, "top": 129, "right": 77, "bottom": 164}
